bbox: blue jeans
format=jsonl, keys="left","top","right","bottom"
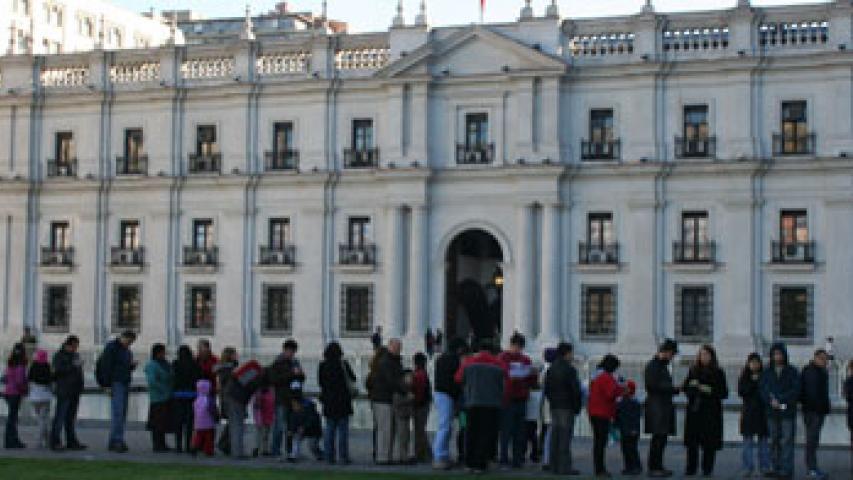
{"left": 499, "top": 400, "right": 527, "bottom": 467}
{"left": 767, "top": 416, "right": 795, "bottom": 476}
{"left": 270, "top": 405, "right": 289, "bottom": 456}
{"left": 323, "top": 416, "right": 350, "bottom": 462}
{"left": 51, "top": 395, "right": 81, "bottom": 446}
{"left": 742, "top": 435, "right": 770, "bottom": 472}
{"left": 4, "top": 395, "right": 22, "bottom": 447}
{"left": 432, "top": 392, "right": 455, "bottom": 462}
{"left": 109, "top": 382, "right": 129, "bottom": 446}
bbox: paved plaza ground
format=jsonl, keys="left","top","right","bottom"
{"left": 0, "top": 423, "right": 851, "bottom": 479}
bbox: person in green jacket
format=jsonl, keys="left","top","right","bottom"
{"left": 144, "top": 343, "right": 174, "bottom": 452}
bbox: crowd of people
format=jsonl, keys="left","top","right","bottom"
{"left": 2, "top": 329, "right": 853, "bottom": 479}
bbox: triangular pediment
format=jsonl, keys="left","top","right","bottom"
{"left": 377, "top": 26, "right": 567, "bottom": 79}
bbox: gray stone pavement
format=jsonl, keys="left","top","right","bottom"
{"left": 1, "top": 423, "right": 851, "bottom": 479}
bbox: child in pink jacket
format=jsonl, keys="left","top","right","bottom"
{"left": 192, "top": 379, "right": 217, "bottom": 456}
{"left": 251, "top": 385, "right": 276, "bottom": 456}
{"left": 4, "top": 342, "right": 28, "bottom": 449}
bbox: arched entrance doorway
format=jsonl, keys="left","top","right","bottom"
{"left": 445, "top": 229, "right": 504, "bottom": 344}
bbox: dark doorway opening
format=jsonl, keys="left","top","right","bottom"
{"left": 445, "top": 229, "right": 503, "bottom": 344}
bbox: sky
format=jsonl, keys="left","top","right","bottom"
{"left": 111, "top": 0, "right": 831, "bottom": 32}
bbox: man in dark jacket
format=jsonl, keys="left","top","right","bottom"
{"left": 544, "top": 342, "right": 582, "bottom": 475}
{"left": 432, "top": 338, "right": 467, "bottom": 470}
{"left": 760, "top": 342, "right": 800, "bottom": 480}
{"left": 50, "top": 335, "right": 86, "bottom": 451}
{"left": 102, "top": 330, "right": 137, "bottom": 452}
{"left": 373, "top": 338, "right": 405, "bottom": 464}
{"left": 268, "top": 339, "right": 305, "bottom": 458}
{"left": 644, "top": 339, "right": 680, "bottom": 478}
{"left": 800, "top": 349, "right": 830, "bottom": 479}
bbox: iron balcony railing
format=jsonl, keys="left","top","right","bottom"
{"left": 264, "top": 150, "right": 299, "bottom": 171}
{"left": 338, "top": 244, "right": 377, "bottom": 265}
{"left": 772, "top": 133, "right": 816, "bottom": 156}
{"left": 183, "top": 246, "right": 219, "bottom": 266}
{"left": 578, "top": 242, "right": 619, "bottom": 264}
{"left": 188, "top": 153, "right": 222, "bottom": 174}
{"left": 771, "top": 241, "right": 815, "bottom": 264}
{"left": 456, "top": 143, "right": 495, "bottom": 165}
{"left": 46, "top": 158, "right": 78, "bottom": 177}
{"left": 581, "top": 139, "right": 621, "bottom": 161}
{"left": 343, "top": 148, "right": 379, "bottom": 168}
{"left": 41, "top": 246, "right": 74, "bottom": 266}
{"left": 674, "top": 136, "right": 717, "bottom": 159}
{"left": 110, "top": 247, "right": 145, "bottom": 266}
{"left": 672, "top": 241, "right": 716, "bottom": 263}
{"left": 115, "top": 155, "right": 148, "bottom": 175}
{"left": 258, "top": 245, "right": 296, "bottom": 266}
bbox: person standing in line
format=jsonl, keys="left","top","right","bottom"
{"left": 454, "top": 339, "right": 508, "bottom": 474}
{"left": 588, "top": 354, "right": 624, "bottom": 478}
{"left": 214, "top": 347, "right": 238, "bottom": 456}
{"left": 738, "top": 353, "right": 771, "bottom": 477}
{"left": 432, "top": 338, "right": 467, "bottom": 470}
{"left": 144, "top": 343, "right": 174, "bottom": 453}
{"left": 539, "top": 348, "right": 557, "bottom": 470}
{"left": 412, "top": 352, "right": 432, "bottom": 463}
{"left": 615, "top": 380, "right": 643, "bottom": 476}
{"left": 191, "top": 379, "right": 218, "bottom": 457}
{"left": 196, "top": 339, "right": 218, "bottom": 388}
{"left": 268, "top": 339, "right": 305, "bottom": 458}
{"left": 172, "top": 345, "right": 202, "bottom": 454}
{"left": 644, "top": 339, "right": 680, "bottom": 478}
{"left": 524, "top": 381, "right": 542, "bottom": 464}
{"left": 373, "top": 338, "right": 405, "bottom": 465}
{"left": 50, "top": 335, "right": 85, "bottom": 451}
{"left": 98, "top": 330, "right": 137, "bottom": 453}
{"left": 3, "top": 343, "right": 28, "bottom": 449}
{"left": 760, "top": 342, "right": 800, "bottom": 480}
{"left": 682, "top": 345, "right": 729, "bottom": 477}
{"left": 318, "top": 341, "right": 356, "bottom": 465}
{"left": 800, "top": 349, "right": 831, "bottom": 480}
{"left": 544, "top": 342, "right": 582, "bottom": 476}
{"left": 393, "top": 369, "right": 416, "bottom": 465}
{"left": 366, "top": 345, "right": 388, "bottom": 463}
{"left": 225, "top": 357, "right": 264, "bottom": 460}
{"left": 498, "top": 332, "right": 538, "bottom": 469}
{"left": 251, "top": 383, "right": 275, "bottom": 457}
{"left": 27, "top": 350, "right": 54, "bottom": 449}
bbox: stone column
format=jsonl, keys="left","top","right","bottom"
{"left": 384, "top": 205, "right": 406, "bottom": 338}
{"left": 539, "top": 202, "right": 561, "bottom": 342}
{"left": 407, "top": 205, "right": 428, "bottom": 340}
{"left": 514, "top": 203, "right": 535, "bottom": 339}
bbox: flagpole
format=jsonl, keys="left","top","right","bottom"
{"left": 480, "top": 0, "right": 484, "bottom": 23}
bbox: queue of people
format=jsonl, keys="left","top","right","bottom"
{"left": 2, "top": 331, "right": 853, "bottom": 480}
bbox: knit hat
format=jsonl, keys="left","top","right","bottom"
{"left": 34, "top": 349, "right": 49, "bottom": 363}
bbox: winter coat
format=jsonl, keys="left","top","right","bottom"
{"left": 644, "top": 356, "right": 678, "bottom": 436}
{"left": 455, "top": 351, "right": 508, "bottom": 409}
{"left": 252, "top": 388, "right": 276, "bottom": 427}
{"left": 3, "top": 365, "right": 27, "bottom": 397}
{"left": 683, "top": 366, "right": 729, "bottom": 450}
{"left": 412, "top": 368, "right": 432, "bottom": 408}
{"left": 616, "top": 397, "right": 642, "bottom": 437}
{"left": 499, "top": 350, "right": 536, "bottom": 403}
{"left": 544, "top": 356, "right": 583, "bottom": 414}
{"left": 738, "top": 371, "right": 768, "bottom": 436}
{"left": 214, "top": 360, "right": 237, "bottom": 408}
{"left": 27, "top": 361, "right": 53, "bottom": 403}
{"left": 145, "top": 359, "right": 174, "bottom": 404}
{"left": 172, "top": 357, "right": 203, "bottom": 398}
{"left": 318, "top": 359, "right": 356, "bottom": 419}
{"left": 588, "top": 371, "right": 623, "bottom": 421}
{"left": 268, "top": 354, "right": 305, "bottom": 407}
{"left": 800, "top": 362, "right": 830, "bottom": 416}
{"left": 196, "top": 354, "right": 219, "bottom": 389}
{"left": 193, "top": 379, "right": 217, "bottom": 431}
{"left": 371, "top": 351, "right": 405, "bottom": 404}
{"left": 759, "top": 343, "right": 800, "bottom": 420}
{"left": 52, "top": 348, "right": 84, "bottom": 398}
{"left": 102, "top": 338, "right": 135, "bottom": 386}
{"left": 844, "top": 374, "right": 853, "bottom": 431}
{"left": 433, "top": 352, "right": 462, "bottom": 400}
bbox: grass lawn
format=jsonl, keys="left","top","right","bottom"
{"left": 0, "top": 458, "right": 549, "bottom": 480}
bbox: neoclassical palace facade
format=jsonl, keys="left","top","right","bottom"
{"left": 0, "top": 1, "right": 851, "bottom": 366}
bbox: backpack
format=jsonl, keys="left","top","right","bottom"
{"left": 95, "top": 346, "right": 112, "bottom": 388}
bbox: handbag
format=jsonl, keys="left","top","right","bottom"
{"left": 342, "top": 360, "right": 359, "bottom": 397}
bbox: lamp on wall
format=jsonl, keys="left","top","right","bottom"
{"left": 492, "top": 266, "right": 504, "bottom": 287}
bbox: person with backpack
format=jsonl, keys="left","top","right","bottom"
{"left": 268, "top": 339, "right": 305, "bottom": 459}
{"left": 172, "top": 344, "right": 202, "bottom": 454}
{"left": 51, "top": 335, "right": 85, "bottom": 451}
{"left": 97, "top": 330, "right": 137, "bottom": 453}
{"left": 225, "top": 357, "right": 264, "bottom": 459}
{"left": 318, "top": 341, "right": 356, "bottom": 465}
{"left": 498, "top": 332, "right": 538, "bottom": 469}
{"left": 412, "top": 352, "right": 432, "bottom": 463}
{"left": 144, "top": 343, "right": 174, "bottom": 453}
{"left": 615, "top": 380, "right": 643, "bottom": 476}
{"left": 3, "top": 343, "right": 28, "bottom": 449}
{"left": 214, "top": 347, "right": 238, "bottom": 455}
{"left": 800, "top": 349, "right": 831, "bottom": 479}
{"left": 27, "top": 350, "right": 54, "bottom": 449}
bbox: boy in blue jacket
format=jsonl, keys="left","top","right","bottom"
{"left": 759, "top": 343, "right": 800, "bottom": 480}
{"left": 615, "top": 379, "right": 643, "bottom": 476}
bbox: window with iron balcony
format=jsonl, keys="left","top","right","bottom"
{"left": 344, "top": 119, "right": 378, "bottom": 168}
{"left": 111, "top": 220, "right": 144, "bottom": 266}
{"left": 581, "top": 109, "right": 619, "bottom": 161}
{"left": 116, "top": 128, "right": 147, "bottom": 175}
{"left": 675, "top": 105, "right": 715, "bottom": 159}
{"left": 185, "top": 219, "right": 218, "bottom": 266}
{"left": 265, "top": 122, "right": 299, "bottom": 171}
{"left": 579, "top": 212, "right": 618, "bottom": 264}
{"left": 260, "top": 217, "right": 295, "bottom": 265}
{"left": 773, "top": 101, "right": 815, "bottom": 156}
{"left": 673, "top": 211, "right": 715, "bottom": 263}
{"left": 48, "top": 131, "right": 77, "bottom": 177}
{"left": 42, "top": 221, "right": 73, "bottom": 266}
{"left": 771, "top": 209, "right": 815, "bottom": 264}
{"left": 189, "top": 125, "right": 221, "bottom": 174}
{"left": 457, "top": 113, "right": 494, "bottom": 165}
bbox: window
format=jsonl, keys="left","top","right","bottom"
{"left": 186, "top": 285, "right": 215, "bottom": 334}
{"left": 341, "top": 284, "right": 373, "bottom": 334}
{"left": 196, "top": 125, "right": 217, "bottom": 156}
{"left": 352, "top": 119, "right": 374, "bottom": 151}
{"left": 269, "top": 218, "right": 291, "bottom": 250}
{"left": 581, "top": 285, "right": 617, "bottom": 340}
{"left": 589, "top": 109, "right": 614, "bottom": 144}
{"left": 780, "top": 210, "right": 808, "bottom": 245}
{"left": 192, "top": 219, "right": 214, "bottom": 250}
{"left": 50, "top": 221, "right": 70, "bottom": 250}
{"left": 262, "top": 284, "right": 292, "bottom": 334}
{"left": 683, "top": 105, "right": 709, "bottom": 140}
{"left": 43, "top": 284, "right": 70, "bottom": 333}
{"left": 273, "top": 122, "right": 294, "bottom": 155}
{"left": 778, "top": 101, "right": 810, "bottom": 154}
{"left": 80, "top": 17, "right": 94, "bottom": 38}
{"left": 56, "top": 132, "right": 73, "bottom": 164}
{"left": 113, "top": 285, "right": 141, "bottom": 332}
{"left": 679, "top": 211, "right": 710, "bottom": 261}
{"left": 465, "top": 113, "right": 489, "bottom": 148}
{"left": 347, "top": 216, "right": 371, "bottom": 247}
{"left": 587, "top": 212, "right": 614, "bottom": 249}
{"left": 675, "top": 285, "right": 713, "bottom": 341}
{"left": 774, "top": 285, "right": 812, "bottom": 342}
{"left": 124, "top": 128, "right": 143, "bottom": 162}
{"left": 120, "top": 220, "right": 140, "bottom": 250}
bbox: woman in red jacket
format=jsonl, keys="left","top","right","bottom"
{"left": 588, "top": 354, "right": 624, "bottom": 478}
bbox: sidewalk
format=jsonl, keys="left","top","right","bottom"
{"left": 1, "top": 423, "right": 851, "bottom": 479}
